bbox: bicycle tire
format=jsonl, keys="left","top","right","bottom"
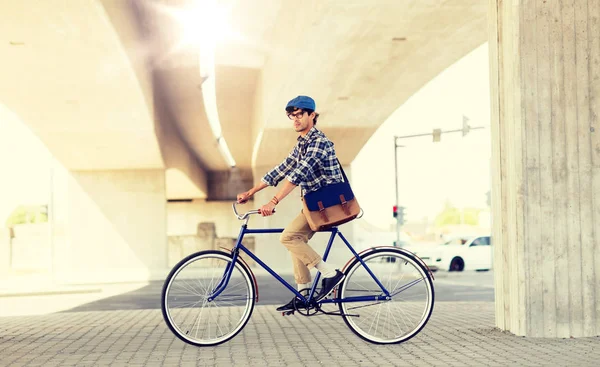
{"left": 338, "top": 248, "right": 434, "bottom": 344}
{"left": 161, "top": 250, "right": 255, "bottom": 346}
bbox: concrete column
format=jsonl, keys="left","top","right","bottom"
{"left": 0, "top": 228, "right": 11, "bottom": 276}
{"left": 252, "top": 165, "right": 356, "bottom": 274}
{"left": 51, "top": 165, "right": 167, "bottom": 283}
{"left": 207, "top": 169, "right": 254, "bottom": 201}
{"left": 490, "top": 0, "right": 599, "bottom": 337}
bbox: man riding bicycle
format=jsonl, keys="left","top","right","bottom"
{"left": 237, "top": 95, "right": 345, "bottom": 312}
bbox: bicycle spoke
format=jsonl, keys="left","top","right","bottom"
{"left": 163, "top": 252, "right": 254, "bottom": 346}
{"left": 390, "top": 278, "right": 425, "bottom": 297}
{"left": 390, "top": 270, "right": 407, "bottom": 296}
{"left": 395, "top": 293, "right": 427, "bottom": 301}
{"left": 346, "top": 301, "right": 384, "bottom": 311}
{"left": 172, "top": 279, "right": 203, "bottom": 296}
{"left": 169, "top": 298, "right": 205, "bottom": 309}
{"left": 393, "top": 300, "right": 412, "bottom": 332}
{"left": 373, "top": 303, "right": 382, "bottom": 337}
{"left": 339, "top": 250, "right": 433, "bottom": 344}
{"left": 386, "top": 302, "right": 401, "bottom": 338}
{"left": 192, "top": 298, "right": 208, "bottom": 339}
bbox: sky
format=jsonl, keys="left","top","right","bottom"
{"left": 0, "top": 43, "right": 492, "bottom": 229}
{"left": 351, "top": 43, "right": 492, "bottom": 231}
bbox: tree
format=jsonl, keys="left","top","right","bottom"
{"left": 5, "top": 205, "right": 48, "bottom": 226}
{"left": 434, "top": 200, "right": 480, "bottom": 227}
{"left": 434, "top": 201, "right": 461, "bottom": 227}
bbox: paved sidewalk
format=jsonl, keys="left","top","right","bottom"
{"left": 0, "top": 273, "right": 102, "bottom": 298}
{"left": 433, "top": 270, "right": 495, "bottom": 289}
{"left": 1, "top": 302, "right": 598, "bottom": 366}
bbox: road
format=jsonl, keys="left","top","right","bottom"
{"left": 63, "top": 271, "right": 494, "bottom": 313}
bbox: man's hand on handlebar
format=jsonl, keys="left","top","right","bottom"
{"left": 236, "top": 191, "right": 252, "bottom": 204}
{"left": 259, "top": 201, "right": 276, "bottom": 217}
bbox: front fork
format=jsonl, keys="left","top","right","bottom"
{"left": 206, "top": 248, "right": 240, "bottom": 302}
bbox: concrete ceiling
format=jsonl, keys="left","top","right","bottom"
{"left": 0, "top": 0, "right": 211, "bottom": 198}
{"left": 0, "top": 0, "right": 163, "bottom": 171}
{"left": 252, "top": 0, "right": 488, "bottom": 167}
{"left": 0, "top": 0, "right": 487, "bottom": 199}
{"left": 131, "top": 0, "right": 270, "bottom": 172}
{"left": 132, "top": 0, "right": 487, "bottom": 171}
{"left": 134, "top": 0, "right": 487, "bottom": 170}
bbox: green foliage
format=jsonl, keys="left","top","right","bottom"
{"left": 434, "top": 205, "right": 460, "bottom": 227}
{"left": 462, "top": 208, "right": 480, "bottom": 225}
{"left": 5, "top": 205, "right": 48, "bottom": 226}
{"left": 434, "top": 201, "right": 480, "bottom": 227}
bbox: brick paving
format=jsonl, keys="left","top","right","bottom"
{"left": 0, "top": 302, "right": 598, "bottom": 366}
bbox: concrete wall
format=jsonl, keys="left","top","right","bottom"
{"left": 7, "top": 224, "right": 51, "bottom": 271}
{"left": 51, "top": 164, "right": 167, "bottom": 283}
{"left": 166, "top": 202, "right": 256, "bottom": 267}
{"left": 0, "top": 228, "right": 11, "bottom": 276}
{"left": 490, "top": 0, "right": 599, "bottom": 337}
{"left": 167, "top": 200, "right": 243, "bottom": 238}
{"left": 207, "top": 169, "right": 254, "bottom": 201}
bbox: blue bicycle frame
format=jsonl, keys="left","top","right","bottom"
{"left": 207, "top": 224, "right": 392, "bottom": 305}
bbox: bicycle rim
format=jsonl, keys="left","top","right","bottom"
{"left": 339, "top": 249, "right": 434, "bottom": 344}
{"left": 162, "top": 252, "right": 255, "bottom": 346}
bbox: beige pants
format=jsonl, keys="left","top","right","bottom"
{"left": 280, "top": 211, "right": 322, "bottom": 284}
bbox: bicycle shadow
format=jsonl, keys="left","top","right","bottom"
{"left": 61, "top": 275, "right": 304, "bottom": 313}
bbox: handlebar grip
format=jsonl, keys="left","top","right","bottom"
{"left": 257, "top": 208, "right": 276, "bottom": 214}
{"left": 233, "top": 201, "right": 276, "bottom": 220}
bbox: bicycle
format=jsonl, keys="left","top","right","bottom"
{"left": 161, "top": 202, "right": 435, "bottom": 346}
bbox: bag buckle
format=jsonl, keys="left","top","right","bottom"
{"left": 317, "top": 201, "right": 328, "bottom": 222}
{"left": 339, "top": 195, "right": 351, "bottom": 215}
{"left": 317, "top": 201, "right": 325, "bottom": 211}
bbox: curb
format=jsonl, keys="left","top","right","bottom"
{"left": 0, "top": 287, "right": 102, "bottom": 298}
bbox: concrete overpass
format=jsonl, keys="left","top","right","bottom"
{"left": 0, "top": 1, "right": 597, "bottom": 338}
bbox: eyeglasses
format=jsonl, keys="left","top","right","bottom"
{"left": 287, "top": 110, "right": 306, "bottom": 120}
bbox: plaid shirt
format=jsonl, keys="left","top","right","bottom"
{"left": 262, "top": 127, "right": 343, "bottom": 194}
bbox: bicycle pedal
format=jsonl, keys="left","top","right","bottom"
{"left": 282, "top": 310, "right": 295, "bottom": 316}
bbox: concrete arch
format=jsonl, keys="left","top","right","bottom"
{"left": 0, "top": 0, "right": 162, "bottom": 170}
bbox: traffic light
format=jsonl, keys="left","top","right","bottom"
{"left": 462, "top": 115, "right": 471, "bottom": 136}
{"left": 393, "top": 205, "right": 406, "bottom": 225}
{"left": 432, "top": 128, "right": 441, "bottom": 142}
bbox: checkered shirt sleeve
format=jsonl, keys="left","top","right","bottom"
{"left": 285, "top": 138, "right": 330, "bottom": 188}
{"left": 262, "top": 128, "right": 343, "bottom": 193}
{"left": 261, "top": 146, "right": 299, "bottom": 187}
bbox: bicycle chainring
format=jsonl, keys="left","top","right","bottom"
{"left": 294, "top": 288, "right": 321, "bottom": 316}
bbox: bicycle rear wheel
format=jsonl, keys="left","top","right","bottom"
{"left": 161, "top": 250, "right": 255, "bottom": 346}
{"left": 338, "top": 248, "right": 434, "bottom": 344}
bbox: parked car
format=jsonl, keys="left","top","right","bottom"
{"left": 405, "top": 235, "right": 492, "bottom": 272}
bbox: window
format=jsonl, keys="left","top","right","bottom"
{"left": 471, "top": 237, "right": 490, "bottom": 246}
{"left": 444, "top": 237, "right": 470, "bottom": 246}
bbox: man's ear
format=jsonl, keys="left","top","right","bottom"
{"left": 309, "top": 111, "right": 316, "bottom": 120}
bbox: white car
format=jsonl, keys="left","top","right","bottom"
{"left": 405, "top": 235, "right": 493, "bottom": 272}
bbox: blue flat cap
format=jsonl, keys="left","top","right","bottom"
{"left": 286, "top": 95, "right": 316, "bottom": 111}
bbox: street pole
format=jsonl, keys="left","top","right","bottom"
{"left": 394, "top": 137, "right": 400, "bottom": 247}
{"left": 48, "top": 156, "right": 55, "bottom": 284}
{"left": 392, "top": 117, "right": 486, "bottom": 246}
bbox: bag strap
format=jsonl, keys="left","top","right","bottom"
{"left": 296, "top": 133, "right": 349, "bottom": 187}
{"left": 337, "top": 158, "right": 350, "bottom": 183}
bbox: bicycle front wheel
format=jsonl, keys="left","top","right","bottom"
{"left": 161, "top": 250, "right": 255, "bottom": 346}
{"left": 338, "top": 248, "right": 434, "bottom": 344}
